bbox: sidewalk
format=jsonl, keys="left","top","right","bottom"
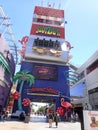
{"left": 0, "top": 120, "right": 81, "bottom": 130}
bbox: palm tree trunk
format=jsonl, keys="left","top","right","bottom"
{"left": 18, "top": 81, "right": 24, "bottom": 110}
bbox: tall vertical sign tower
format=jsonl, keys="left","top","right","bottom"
{"left": 14, "top": 6, "right": 71, "bottom": 120}
{"left": 25, "top": 6, "right": 69, "bottom": 62}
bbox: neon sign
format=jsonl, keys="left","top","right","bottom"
{"left": 30, "top": 24, "right": 65, "bottom": 38}
{"left": 31, "top": 86, "right": 58, "bottom": 95}
{"left": 36, "top": 26, "right": 60, "bottom": 37}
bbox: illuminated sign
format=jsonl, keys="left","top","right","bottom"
{"left": 30, "top": 24, "right": 65, "bottom": 38}
{"left": 31, "top": 86, "right": 59, "bottom": 95}
{"left": 36, "top": 26, "right": 60, "bottom": 37}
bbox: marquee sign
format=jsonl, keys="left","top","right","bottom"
{"left": 36, "top": 26, "right": 60, "bottom": 37}
{"left": 33, "top": 38, "right": 61, "bottom": 50}
{"left": 34, "top": 6, "right": 64, "bottom": 18}
{"left": 27, "top": 86, "right": 59, "bottom": 96}
{"left": 31, "top": 86, "right": 58, "bottom": 95}
{"left": 30, "top": 24, "right": 65, "bottom": 38}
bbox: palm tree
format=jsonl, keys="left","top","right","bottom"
{"left": 13, "top": 71, "right": 35, "bottom": 111}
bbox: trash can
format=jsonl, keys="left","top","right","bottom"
{"left": 24, "top": 115, "right": 30, "bottom": 123}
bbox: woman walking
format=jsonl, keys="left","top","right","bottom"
{"left": 48, "top": 113, "right": 54, "bottom": 128}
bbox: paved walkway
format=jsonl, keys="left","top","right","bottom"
{"left": 0, "top": 120, "right": 81, "bottom": 130}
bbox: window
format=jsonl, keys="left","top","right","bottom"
{"left": 37, "top": 18, "right": 43, "bottom": 23}
{"left": 78, "top": 71, "right": 85, "bottom": 80}
{"left": 87, "top": 60, "right": 98, "bottom": 74}
{"left": 88, "top": 87, "right": 98, "bottom": 110}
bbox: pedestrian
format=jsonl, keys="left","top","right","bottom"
{"left": 4, "top": 111, "right": 9, "bottom": 120}
{"left": 75, "top": 113, "right": 79, "bottom": 121}
{"left": 54, "top": 112, "right": 60, "bottom": 128}
{"left": 48, "top": 113, "right": 54, "bottom": 128}
{"left": 1, "top": 108, "right": 6, "bottom": 121}
{"left": 71, "top": 113, "right": 74, "bottom": 122}
{"left": 19, "top": 112, "right": 25, "bottom": 121}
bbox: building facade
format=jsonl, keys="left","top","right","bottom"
{"left": 71, "top": 50, "right": 98, "bottom": 110}
{"left": 0, "top": 36, "right": 15, "bottom": 111}
{"left": 0, "top": 6, "right": 17, "bottom": 112}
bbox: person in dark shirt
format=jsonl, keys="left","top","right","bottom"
{"left": 19, "top": 112, "right": 25, "bottom": 121}
{"left": 54, "top": 112, "right": 60, "bottom": 128}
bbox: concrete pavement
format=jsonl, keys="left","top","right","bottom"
{"left": 0, "top": 120, "right": 81, "bottom": 130}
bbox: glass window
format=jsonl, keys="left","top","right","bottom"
{"left": 87, "top": 60, "right": 98, "bottom": 74}
{"left": 88, "top": 87, "right": 98, "bottom": 110}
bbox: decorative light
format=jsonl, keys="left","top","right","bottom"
{"left": 12, "top": 91, "right": 20, "bottom": 100}
{"left": 22, "top": 98, "right": 30, "bottom": 106}
{"left": 57, "top": 107, "right": 64, "bottom": 115}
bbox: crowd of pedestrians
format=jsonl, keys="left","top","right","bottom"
{"left": 0, "top": 107, "right": 79, "bottom": 127}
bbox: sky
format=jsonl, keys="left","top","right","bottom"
{"left": 0, "top": 0, "right": 98, "bottom": 69}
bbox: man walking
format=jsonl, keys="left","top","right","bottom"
{"left": 54, "top": 112, "right": 60, "bottom": 128}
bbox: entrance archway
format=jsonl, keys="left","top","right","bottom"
{"left": 30, "top": 101, "right": 55, "bottom": 122}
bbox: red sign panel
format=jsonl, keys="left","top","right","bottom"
{"left": 31, "top": 86, "right": 58, "bottom": 95}
{"left": 30, "top": 24, "right": 65, "bottom": 38}
{"left": 34, "top": 6, "right": 64, "bottom": 18}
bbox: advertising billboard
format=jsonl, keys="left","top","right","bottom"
{"left": 83, "top": 110, "right": 98, "bottom": 130}
{"left": 33, "top": 64, "right": 58, "bottom": 81}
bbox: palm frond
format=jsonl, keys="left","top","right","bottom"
{"left": 13, "top": 71, "right": 35, "bottom": 86}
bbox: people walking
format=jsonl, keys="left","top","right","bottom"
{"left": 54, "top": 112, "right": 60, "bottom": 128}
{"left": 48, "top": 113, "right": 54, "bottom": 128}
